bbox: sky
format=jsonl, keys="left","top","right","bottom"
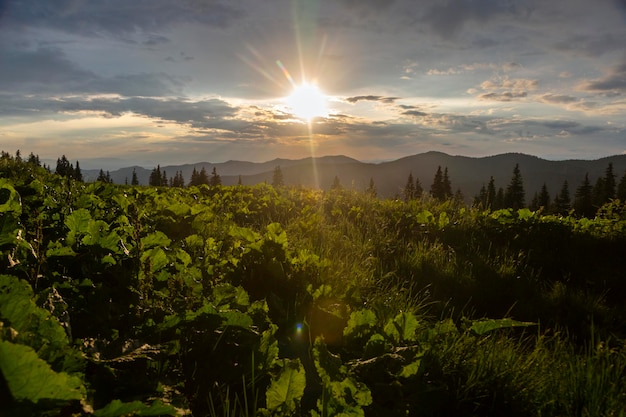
{"left": 1, "top": 0, "right": 626, "bottom": 169}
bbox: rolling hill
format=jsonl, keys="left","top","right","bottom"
{"left": 83, "top": 152, "right": 626, "bottom": 203}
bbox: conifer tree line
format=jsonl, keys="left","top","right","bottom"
{"left": 472, "top": 162, "right": 626, "bottom": 215}
{"left": 148, "top": 165, "right": 223, "bottom": 187}
{"left": 403, "top": 165, "right": 460, "bottom": 202}
{"left": 3, "top": 149, "right": 626, "bottom": 218}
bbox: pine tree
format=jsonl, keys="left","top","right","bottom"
{"left": 592, "top": 177, "right": 606, "bottom": 208}
{"left": 149, "top": 165, "right": 163, "bottom": 186}
{"left": 430, "top": 166, "right": 445, "bottom": 200}
{"left": 486, "top": 177, "right": 496, "bottom": 209}
{"left": 209, "top": 167, "right": 221, "bottom": 186}
{"left": 238, "top": 175, "right": 243, "bottom": 186}
{"left": 171, "top": 171, "right": 185, "bottom": 187}
{"left": 553, "top": 180, "right": 570, "bottom": 215}
{"left": 199, "top": 167, "right": 210, "bottom": 185}
{"left": 414, "top": 176, "right": 423, "bottom": 197}
{"left": 27, "top": 152, "right": 40, "bottom": 166}
{"left": 272, "top": 165, "right": 284, "bottom": 187}
{"left": 474, "top": 184, "right": 487, "bottom": 208}
{"left": 504, "top": 163, "right": 525, "bottom": 209}
{"left": 97, "top": 169, "right": 107, "bottom": 182}
{"left": 74, "top": 161, "right": 83, "bottom": 182}
{"left": 331, "top": 175, "right": 342, "bottom": 190}
{"left": 574, "top": 173, "right": 594, "bottom": 217}
{"left": 537, "top": 183, "right": 551, "bottom": 210}
{"left": 404, "top": 172, "right": 415, "bottom": 202}
{"left": 367, "top": 177, "right": 377, "bottom": 197}
{"left": 443, "top": 167, "right": 453, "bottom": 199}
{"left": 55, "top": 155, "right": 72, "bottom": 177}
{"left": 131, "top": 168, "right": 139, "bottom": 186}
{"left": 495, "top": 187, "right": 505, "bottom": 210}
{"left": 605, "top": 163, "right": 616, "bottom": 201}
{"left": 189, "top": 167, "right": 199, "bottom": 186}
{"left": 162, "top": 170, "right": 168, "bottom": 187}
{"left": 617, "top": 171, "right": 626, "bottom": 201}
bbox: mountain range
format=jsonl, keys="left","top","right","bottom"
{"left": 82, "top": 152, "right": 626, "bottom": 203}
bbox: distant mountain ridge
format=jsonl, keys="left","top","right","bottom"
{"left": 82, "top": 152, "right": 626, "bottom": 202}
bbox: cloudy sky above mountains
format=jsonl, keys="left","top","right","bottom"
{"left": 1, "top": 0, "right": 626, "bottom": 169}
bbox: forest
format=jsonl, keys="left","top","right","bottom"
{"left": 1, "top": 150, "right": 625, "bottom": 416}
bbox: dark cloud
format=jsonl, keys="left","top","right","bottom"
{"left": 345, "top": 95, "right": 398, "bottom": 103}
{"left": 0, "top": 46, "right": 183, "bottom": 96}
{"left": 2, "top": 0, "right": 245, "bottom": 37}
{"left": 538, "top": 94, "right": 579, "bottom": 104}
{"left": 0, "top": 46, "right": 95, "bottom": 90}
{"left": 423, "top": 0, "right": 522, "bottom": 39}
{"left": 478, "top": 92, "right": 528, "bottom": 101}
{"left": 581, "top": 62, "right": 626, "bottom": 92}
{"left": 553, "top": 33, "right": 625, "bottom": 57}
{"left": 402, "top": 110, "right": 428, "bottom": 117}
{"left": 541, "top": 120, "right": 581, "bottom": 130}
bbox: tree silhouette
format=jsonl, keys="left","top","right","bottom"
{"left": 97, "top": 169, "right": 113, "bottom": 183}
{"left": 530, "top": 183, "right": 550, "bottom": 211}
{"left": 272, "top": 165, "right": 284, "bottom": 187}
{"left": 495, "top": 187, "right": 505, "bottom": 210}
{"left": 367, "top": 177, "right": 377, "bottom": 197}
{"left": 592, "top": 177, "right": 606, "bottom": 208}
{"left": 209, "top": 167, "right": 221, "bottom": 186}
{"left": 55, "top": 155, "right": 74, "bottom": 178}
{"left": 443, "top": 167, "right": 453, "bottom": 199}
{"left": 574, "top": 173, "right": 594, "bottom": 217}
{"left": 504, "top": 164, "right": 525, "bottom": 209}
{"left": 149, "top": 165, "right": 164, "bottom": 186}
{"left": 131, "top": 168, "right": 139, "bottom": 186}
{"left": 171, "top": 171, "right": 185, "bottom": 187}
{"left": 404, "top": 172, "right": 415, "bottom": 201}
{"left": 74, "top": 161, "right": 83, "bottom": 182}
{"left": 331, "top": 175, "right": 342, "bottom": 190}
{"left": 430, "top": 166, "right": 445, "bottom": 200}
{"left": 617, "top": 170, "right": 626, "bottom": 201}
{"left": 604, "top": 163, "right": 616, "bottom": 201}
{"left": 552, "top": 180, "right": 570, "bottom": 215}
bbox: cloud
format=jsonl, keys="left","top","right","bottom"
{"left": 538, "top": 94, "right": 579, "bottom": 104}
{"left": 478, "top": 92, "right": 528, "bottom": 102}
{"left": 345, "top": 95, "right": 398, "bottom": 103}
{"left": 2, "top": 0, "right": 245, "bottom": 37}
{"left": 553, "top": 33, "right": 625, "bottom": 57}
{"left": 580, "top": 61, "right": 626, "bottom": 92}
{"left": 422, "top": 0, "right": 522, "bottom": 39}
{"left": 480, "top": 78, "right": 538, "bottom": 91}
{"left": 402, "top": 110, "right": 428, "bottom": 117}
{"left": 472, "top": 77, "right": 537, "bottom": 102}
{"left": 0, "top": 46, "right": 184, "bottom": 96}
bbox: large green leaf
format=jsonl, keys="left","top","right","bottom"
{"left": 65, "top": 208, "right": 92, "bottom": 235}
{"left": 0, "top": 275, "right": 68, "bottom": 348}
{"left": 0, "top": 340, "right": 84, "bottom": 402}
{"left": 266, "top": 222, "right": 288, "bottom": 249}
{"left": 383, "top": 312, "right": 420, "bottom": 343}
{"left": 343, "top": 309, "right": 377, "bottom": 340}
{"left": 141, "top": 231, "right": 172, "bottom": 249}
{"left": 0, "top": 180, "right": 22, "bottom": 215}
{"left": 265, "top": 359, "right": 306, "bottom": 412}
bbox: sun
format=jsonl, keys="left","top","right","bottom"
{"left": 285, "top": 82, "right": 328, "bottom": 121}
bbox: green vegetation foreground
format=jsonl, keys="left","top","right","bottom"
{"left": 1, "top": 157, "right": 626, "bottom": 416}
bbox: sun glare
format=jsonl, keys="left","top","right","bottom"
{"left": 286, "top": 82, "right": 328, "bottom": 121}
